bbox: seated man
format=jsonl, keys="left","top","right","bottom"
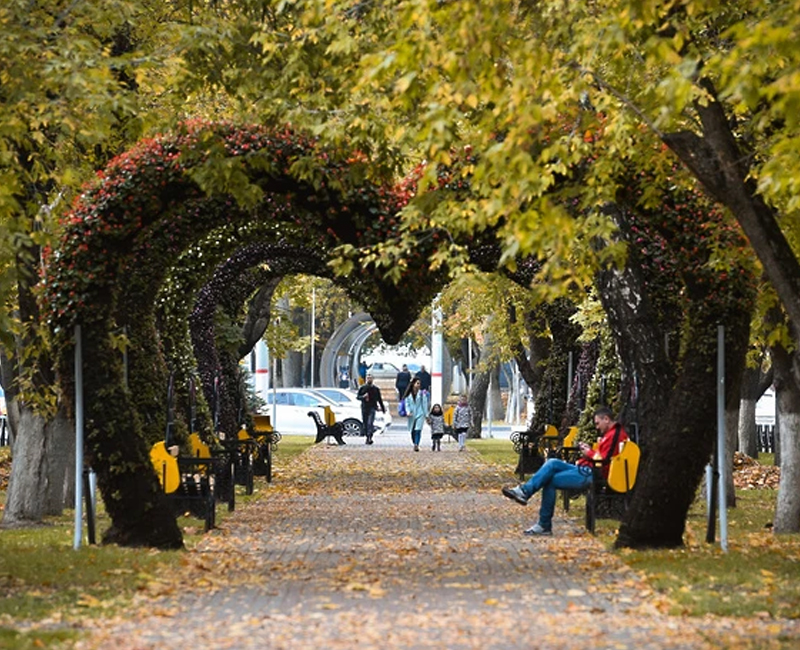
{"left": 501, "top": 406, "right": 629, "bottom": 536}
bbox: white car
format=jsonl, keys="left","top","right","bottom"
{"left": 366, "top": 361, "right": 401, "bottom": 379}
{"left": 261, "top": 388, "right": 390, "bottom": 437}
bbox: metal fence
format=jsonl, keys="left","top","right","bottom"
{"left": 757, "top": 425, "right": 775, "bottom": 454}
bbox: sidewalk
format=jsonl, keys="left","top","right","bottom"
{"left": 78, "top": 431, "right": 799, "bottom": 649}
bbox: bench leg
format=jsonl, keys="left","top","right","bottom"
{"left": 585, "top": 487, "right": 596, "bottom": 534}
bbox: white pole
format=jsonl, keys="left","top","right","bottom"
{"left": 272, "top": 351, "right": 278, "bottom": 427}
{"left": 255, "top": 340, "right": 270, "bottom": 404}
{"left": 567, "top": 351, "right": 574, "bottom": 403}
{"left": 467, "top": 338, "right": 473, "bottom": 390}
{"left": 431, "top": 299, "right": 443, "bottom": 406}
{"left": 73, "top": 324, "right": 84, "bottom": 550}
{"left": 717, "top": 325, "right": 728, "bottom": 552}
{"left": 487, "top": 373, "right": 494, "bottom": 439}
{"left": 310, "top": 287, "right": 316, "bottom": 388}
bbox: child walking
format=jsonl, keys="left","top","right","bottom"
{"left": 453, "top": 395, "right": 471, "bottom": 451}
{"left": 428, "top": 404, "right": 445, "bottom": 451}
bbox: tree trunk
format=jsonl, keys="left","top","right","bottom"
{"left": 468, "top": 368, "right": 489, "bottom": 438}
{"left": 528, "top": 300, "right": 582, "bottom": 435}
{"left": 282, "top": 352, "right": 303, "bottom": 387}
{"left": 595, "top": 196, "right": 754, "bottom": 548}
{"left": 616, "top": 318, "right": 719, "bottom": 548}
{"left": 595, "top": 255, "right": 673, "bottom": 456}
{"left": 1, "top": 404, "right": 74, "bottom": 527}
{"left": 509, "top": 304, "right": 550, "bottom": 392}
{"left": 772, "top": 344, "right": 800, "bottom": 533}
{"left": 73, "top": 323, "right": 183, "bottom": 548}
{"left": 487, "top": 364, "right": 503, "bottom": 421}
{"left": 738, "top": 365, "right": 765, "bottom": 458}
{"left": 724, "top": 407, "right": 738, "bottom": 508}
{"left": 664, "top": 87, "right": 800, "bottom": 341}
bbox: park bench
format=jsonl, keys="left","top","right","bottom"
{"left": 150, "top": 435, "right": 219, "bottom": 532}
{"left": 308, "top": 407, "right": 346, "bottom": 445}
{"left": 250, "top": 414, "right": 280, "bottom": 483}
{"left": 583, "top": 439, "right": 640, "bottom": 533}
{"left": 149, "top": 375, "right": 283, "bottom": 531}
{"left": 443, "top": 405, "right": 458, "bottom": 442}
{"left": 512, "top": 424, "right": 578, "bottom": 478}
{"left": 559, "top": 437, "right": 641, "bottom": 534}
{"left": 214, "top": 415, "right": 281, "bottom": 508}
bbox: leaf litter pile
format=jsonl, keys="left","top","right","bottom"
{"left": 75, "top": 442, "right": 798, "bottom": 650}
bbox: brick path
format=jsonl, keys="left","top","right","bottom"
{"left": 77, "top": 431, "right": 800, "bottom": 649}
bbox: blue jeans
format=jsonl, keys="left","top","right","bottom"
{"left": 362, "top": 409, "right": 376, "bottom": 438}
{"left": 411, "top": 429, "right": 422, "bottom": 446}
{"left": 520, "top": 458, "right": 593, "bottom": 530}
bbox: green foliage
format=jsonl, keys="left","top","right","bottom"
{"left": 437, "top": 273, "right": 541, "bottom": 368}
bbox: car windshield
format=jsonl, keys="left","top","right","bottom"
{"left": 313, "top": 389, "right": 355, "bottom": 403}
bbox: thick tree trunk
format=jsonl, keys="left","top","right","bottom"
{"left": 772, "top": 344, "right": 800, "bottom": 533}
{"left": 724, "top": 408, "right": 738, "bottom": 508}
{"left": 1, "top": 404, "right": 74, "bottom": 527}
{"left": 487, "top": 364, "right": 504, "bottom": 421}
{"left": 596, "top": 199, "right": 754, "bottom": 548}
{"left": 74, "top": 323, "right": 183, "bottom": 548}
{"left": 738, "top": 365, "right": 766, "bottom": 458}
{"left": 595, "top": 257, "right": 674, "bottom": 455}
{"left": 510, "top": 304, "right": 551, "bottom": 392}
{"left": 738, "top": 397, "right": 758, "bottom": 458}
{"left": 528, "top": 300, "right": 582, "bottom": 435}
{"left": 282, "top": 352, "right": 303, "bottom": 387}
{"left": 468, "top": 369, "right": 489, "bottom": 438}
{"left": 616, "top": 319, "right": 719, "bottom": 548}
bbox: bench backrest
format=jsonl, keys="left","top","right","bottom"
{"left": 323, "top": 405, "right": 337, "bottom": 427}
{"left": 150, "top": 441, "right": 180, "bottom": 494}
{"left": 189, "top": 432, "right": 211, "bottom": 459}
{"left": 606, "top": 440, "right": 640, "bottom": 493}
{"left": 252, "top": 414, "right": 273, "bottom": 433}
{"left": 444, "top": 406, "right": 455, "bottom": 426}
{"left": 562, "top": 427, "right": 578, "bottom": 447}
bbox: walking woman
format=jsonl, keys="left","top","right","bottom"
{"left": 403, "top": 377, "right": 429, "bottom": 451}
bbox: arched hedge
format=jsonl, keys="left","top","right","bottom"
{"left": 43, "top": 121, "right": 447, "bottom": 547}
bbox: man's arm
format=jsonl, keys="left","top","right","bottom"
{"left": 376, "top": 388, "right": 385, "bottom": 412}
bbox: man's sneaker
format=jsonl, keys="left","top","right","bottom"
{"left": 502, "top": 486, "right": 529, "bottom": 506}
{"left": 523, "top": 523, "right": 552, "bottom": 536}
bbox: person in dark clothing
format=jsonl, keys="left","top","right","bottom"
{"left": 415, "top": 365, "right": 432, "bottom": 394}
{"left": 395, "top": 364, "right": 412, "bottom": 401}
{"left": 356, "top": 373, "right": 386, "bottom": 444}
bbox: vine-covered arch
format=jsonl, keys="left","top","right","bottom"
{"left": 44, "top": 121, "right": 450, "bottom": 548}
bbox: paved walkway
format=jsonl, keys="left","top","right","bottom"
{"left": 77, "top": 431, "right": 799, "bottom": 649}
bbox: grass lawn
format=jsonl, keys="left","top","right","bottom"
{"left": 0, "top": 436, "right": 315, "bottom": 648}
{"left": 469, "top": 439, "right": 800, "bottom": 619}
